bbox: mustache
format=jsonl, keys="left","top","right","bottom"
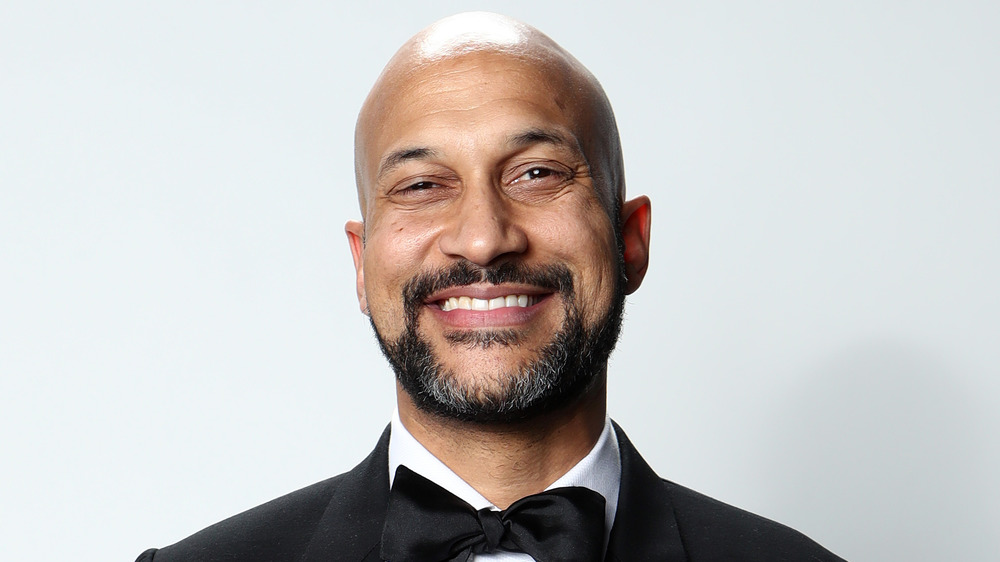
{"left": 402, "top": 261, "right": 574, "bottom": 318}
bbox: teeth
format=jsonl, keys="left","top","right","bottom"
{"left": 439, "top": 294, "right": 535, "bottom": 311}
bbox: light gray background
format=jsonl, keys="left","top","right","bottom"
{"left": 1, "top": 2, "right": 997, "bottom": 560}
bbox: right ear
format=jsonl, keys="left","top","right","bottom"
{"left": 345, "top": 220, "right": 368, "bottom": 315}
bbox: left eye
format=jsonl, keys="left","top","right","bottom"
{"left": 518, "top": 167, "right": 554, "bottom": 181}
{"left": 405, "top": 181, "right": 438, "bottom": 191}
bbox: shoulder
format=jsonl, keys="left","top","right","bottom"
{"left": 136, "top": 426, "right": 392, "bottom": 562}
{"left": 138, "top": 473, "right": 349, "bottom": 562}
{"left": 610, "top": 422, "right": 844, "bottom": 561}
{"left": 662, "top": 478, "right": 845, "bottom": 562}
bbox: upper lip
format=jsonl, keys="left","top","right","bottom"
{"left": 424, "top": 283, "right": 554, "bottom": 304}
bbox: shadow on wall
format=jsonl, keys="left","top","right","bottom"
{"left": 758, "top": 342, "right": 998, "bottom": 561}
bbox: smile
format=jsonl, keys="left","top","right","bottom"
{"left": 438, "top": 294, "right": 540, "bottom": 312}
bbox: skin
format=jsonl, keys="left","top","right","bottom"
{"left": 346, "top": 12, "right": 652, "bottom": 508}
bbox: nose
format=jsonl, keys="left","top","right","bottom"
{"left": 437, "top": 180, "right": 528, "bottom": 266}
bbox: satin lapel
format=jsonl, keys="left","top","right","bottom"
{"left": 605, "top": 422, "right": 688, "bottom": 562}
{"left": 300, "top": 426, "right": 392, "bottom": 562}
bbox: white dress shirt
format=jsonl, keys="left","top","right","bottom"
{"left": 387, "top": 410, "right": 621, "bottom": 561}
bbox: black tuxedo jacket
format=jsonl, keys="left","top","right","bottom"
{"left": 137, "top": 424, "right": 843, "bottom": 561}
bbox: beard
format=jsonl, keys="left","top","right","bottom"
{"left": 370, "top": 258, "right": 626, "bottom": 424}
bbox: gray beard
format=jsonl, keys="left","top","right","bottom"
{"left": 371, "top": 261, "right": 625, "bottom": 424}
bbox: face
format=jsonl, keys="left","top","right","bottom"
{"left": 348, "top": 52, "right": 649, "bottom": 422}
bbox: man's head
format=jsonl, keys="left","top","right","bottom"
{"left": 346, "top": 12, "right": 651, "bottom": 423}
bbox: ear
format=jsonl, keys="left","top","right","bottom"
{"left": 345, "top": 220, "right": 369, "bottom": 315}
{"left": 619, "top": 195, "right": 651, "bottom": 295}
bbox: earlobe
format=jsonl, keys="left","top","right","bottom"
{"left": 345, "top": 220, "right": 369, "bottom": 315}
{"left": 619, "top": 196, "right": 651, "bottom": 295}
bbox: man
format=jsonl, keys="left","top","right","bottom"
{"left": 137, "top": 12, "right": 843, "bottom": 561}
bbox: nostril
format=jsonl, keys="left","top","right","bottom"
{"left": 438, "top": 218, "right": 528, "bottom": 266}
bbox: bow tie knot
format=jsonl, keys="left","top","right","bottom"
{"left": 473, "top": 509, "right": 507, "bottom": 553}
{"left": 381, "top": 465, "right": 606, "bottom": 562}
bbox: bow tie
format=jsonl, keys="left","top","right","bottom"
{"left": 380, "top": 465, "right": 606, "bottom": 562}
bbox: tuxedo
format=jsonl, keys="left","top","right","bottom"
{"left": 136, "top": 423, "right": 843, "bottom": 561}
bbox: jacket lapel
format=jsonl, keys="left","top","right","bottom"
{"left": 301, "top": 426, "right": 392, "bottom": 561}
{"left": 605, "top": 422, "right": 688, "bottom": 562}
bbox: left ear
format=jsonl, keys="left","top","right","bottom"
{"left": 619, "top": 195, "right": 651, "bottom": 294}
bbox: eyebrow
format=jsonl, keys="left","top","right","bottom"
{"left": 506, "top": 128, "right": 575, "bottom": 150}
{"left": 375, "top": 128, "right": 579, "bottom": 181}
{"left": 377, "top": 147, "right": 437, "bottom": 180}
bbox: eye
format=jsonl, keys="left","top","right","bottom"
{"left": 403, "top": 180, "right": 439, "bottom": 191}
{"left": 503, "top": 162, "right": 576, "bottom": 199}
{"left": 386, "top": 175, "right": 457, "bottom": 206}
{"left": 516, "top": 167, "right": 556, "bottom": 182}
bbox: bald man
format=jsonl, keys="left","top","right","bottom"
{"left": 137, "top": 13, "right": 843, "bottom": 562}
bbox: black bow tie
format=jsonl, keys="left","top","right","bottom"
{"left": 380, "top": 465, "right": 606, "bottom": 562}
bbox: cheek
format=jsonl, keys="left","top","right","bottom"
{"left": 532, "top": 205, "right": 619, "bottom": 315}
{"left": 576, "top": 231, "right": 620, "bottom": 312}
{"left": 362, "top": 215, "right": 441, "bottom": 319}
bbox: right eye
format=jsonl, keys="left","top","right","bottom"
{"left": 386, "top": 176, "right": 456, "bottom": 207}
{"left": 403, "top": 181, "right": 439, "bottom": 191}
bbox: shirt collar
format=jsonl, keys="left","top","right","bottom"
{"left": 388, "top": 409, "right": 620, "bottom": 548}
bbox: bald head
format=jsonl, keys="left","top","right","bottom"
{"left": 354, "top": 12, "right": 625, "bottom": 218}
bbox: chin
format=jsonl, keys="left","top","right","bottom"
{"left": 377, "top": 298, "right": 620, "bottom": 424}
{"left": 372, "top": 257, "right": 627, "bottom": 424}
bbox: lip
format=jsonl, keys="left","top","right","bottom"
{"left": 423, "top": 284, "right": 557, "bottom": 329}
{"left": 423, "top": 283, "right": 555, "bottom": 304}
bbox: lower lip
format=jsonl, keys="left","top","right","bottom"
{"left": 425, "top": 294, "right": 553, "bottom": 329}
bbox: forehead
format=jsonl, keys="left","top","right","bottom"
{"left": 362, "top": 52, "right": 583, "bottom": 171}
{"left": 402, "top": 51, "right": 570, "bottom": 107}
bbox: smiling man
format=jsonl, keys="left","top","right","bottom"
{"left": 137, "top": 12, "right": 843, "bottom": 562}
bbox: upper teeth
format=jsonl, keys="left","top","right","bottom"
{"left": 439, "top": 295, "right": 534, "bottom": 312}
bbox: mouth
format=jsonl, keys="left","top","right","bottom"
{"left": 437, "top": 293, "right": 542, "bottom": 312}
{"left": 402, "top": 261, "right": 573, "bottom": 328}
{"left": 422, "top": 284, "right": 555, "bottom": 329}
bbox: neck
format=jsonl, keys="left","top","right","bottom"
{"left": 396, "top": 379, "right": 607, "bottom": 509}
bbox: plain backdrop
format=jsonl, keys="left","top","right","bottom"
{"left": 1, "top": 2, "right": 997, "bottom": 560}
